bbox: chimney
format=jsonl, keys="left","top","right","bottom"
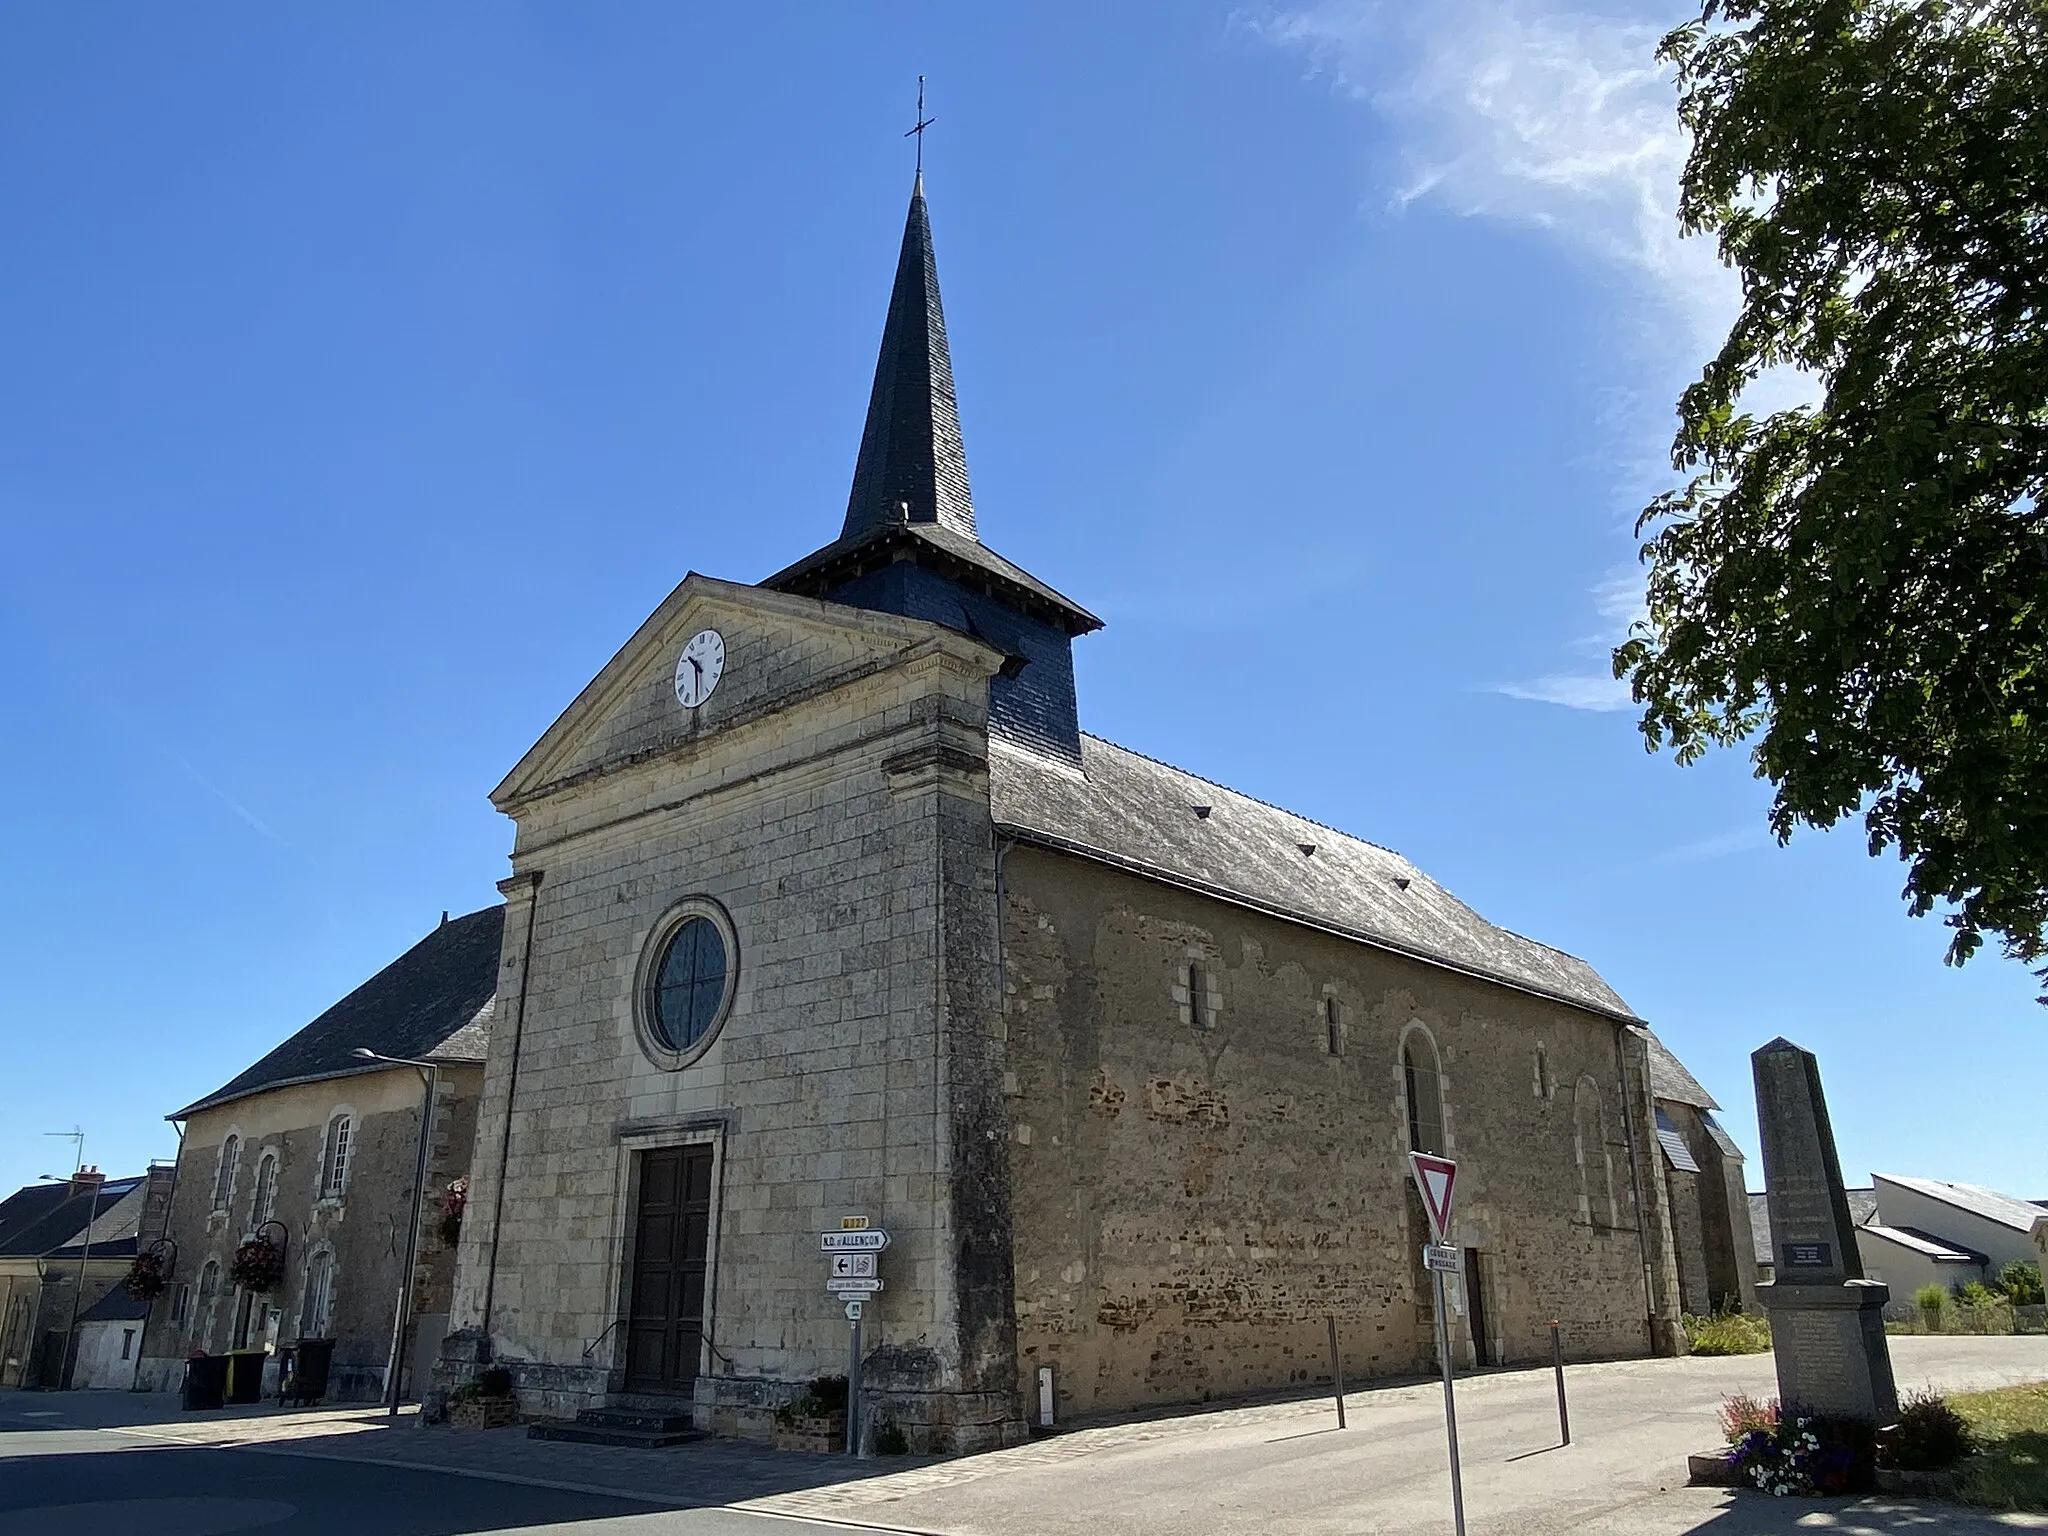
{"left": 69, "top": 1165, "right": 105, "bottom": 1199}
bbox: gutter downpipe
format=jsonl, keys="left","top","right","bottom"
{"left": 479, "top": 869, "right": 543, "bottom": 1357}
{"left": 1612, "top": 1023, "right": 1658, "bottom": 1352}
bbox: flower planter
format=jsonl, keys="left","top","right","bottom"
{"left": 772, "top": 1413, "right": 846, "bottom": 1453}
{"left": 448, "top": 1397, "right": 522, "bottom": 1430}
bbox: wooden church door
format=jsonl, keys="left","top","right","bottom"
{"left": 625, "top": 1145, "right": 712, "bottom": 1395}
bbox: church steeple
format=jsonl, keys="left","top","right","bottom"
{"left": 763, "top": 164, "right": 1101, "bottom": 765}
{"left": 841, "top": 174, "right": 977, "bottom": 542}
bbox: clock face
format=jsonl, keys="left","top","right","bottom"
{"left": 673, "top": 628, "right": 725, "bottom": 709}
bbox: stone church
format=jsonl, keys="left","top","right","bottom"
{"left": 438, "top": 174, "right": 1742, "bottom": 1450}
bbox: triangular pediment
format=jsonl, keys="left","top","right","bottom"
{"left": 492, "top": 574, "right": 997, "bottom": 809}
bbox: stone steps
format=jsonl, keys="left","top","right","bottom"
{"left": 527, "top": 1405, "right": 704, "bottom": 1448}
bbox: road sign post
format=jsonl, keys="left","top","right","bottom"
{"left": 1410, "top": 1152, "right": 1467, "bottom": 1536}
{"left": 822, "top": 1224, "right": 889, "bottom": 1458}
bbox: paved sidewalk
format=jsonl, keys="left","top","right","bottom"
{"left": 7, "top": 1334, "right": 2046, "bottom": 1533}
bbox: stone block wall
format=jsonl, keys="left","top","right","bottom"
{"left": 999, "top": 846, "right": 1680, "bottom": 1420}
{"left": 137, "top": 1064, "right": 484, "bottom": 1401}
{"left": 443, "top": 585, "right": 1020, "bottom": 1449}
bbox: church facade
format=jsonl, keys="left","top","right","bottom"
{"left": 437, "top": 176, "right": 1729, "bottom": 1450}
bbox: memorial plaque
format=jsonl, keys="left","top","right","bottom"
{"left": 1752, "top": 1038, "right": 1898, "bottom": 1425}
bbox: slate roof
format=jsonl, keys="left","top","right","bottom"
{"left": 989, "top": 734, "right": 1640, "bottom": 1022}
{"left": 171, "top": 905, "right": 505, "bottom": 1119}
{"left": 1641, "top": 1031, "right": 1721, "bottom": 1110}
{"left": 766, "top": 518, "right": 1101, "bottom": 636}
{"left": 77, "top": 1288, "right": 152, "bottom": 1325}
{"left": 1701, "top": 1111, "right": 1745, "bottom": 1162}
{"left": 842, "top": 174, "right": 977, "bottom": 543}
{"left": 1875, "top": 1174, "right": 2048, "bottom": 1234}
{"left": 0, "top": 1177, "right": 145, "bottom": 1259}
{"left": 1862, "top": 1224, "right": 1986, "bottom": 1264}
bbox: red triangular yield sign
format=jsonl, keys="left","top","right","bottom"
{"left": 1409, "top": 1152, "right": 1457, "bottom": 1241}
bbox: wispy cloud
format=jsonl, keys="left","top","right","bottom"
{"left": 1245, "top": 0, "right": 1736, "bottom": 358}
{"left": 1658, "top": 824, "right": 1773, "bottom": 863}
{"left": 1496, "top": 671, "right": 1633, "bottom": 711}
{"left": 1246, "top": 0, "right": 1758, "bottom": 710}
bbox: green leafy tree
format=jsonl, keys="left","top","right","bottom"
{"left": 1617, "top": 0, "right": 2048, "bottom": 978}
{"left": 1996, "top": 1259, "right": 2045, "bottom": 1305}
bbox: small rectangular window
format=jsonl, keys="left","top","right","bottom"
{"left": 1187, "top": 963, "right": 1206, "bottom": 1028}
{"left": 170, "top": 1285, "right": 189, "bottom": 1323}
{"left": 120, "top": 1329, "right": 135, "bottom": 1360}
{"left": 1324, "top": 997, "right": 1344, "bottom": 1056}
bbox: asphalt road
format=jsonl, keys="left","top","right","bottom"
{"left": 5, "top": 1335, "right": 2046, "bottom": 1535}
{"left": 0, "top": 1426, "right": 869, "bottom": 1536}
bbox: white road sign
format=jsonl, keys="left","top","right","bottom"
{"left": 1408, "top": 1153, "right": 1458, "bottom": 1242}
{"left": 830, "top": 1253, "right": 877, "bottom": 1279}
{"left": 820, "top": 1230, "right": 890, "bottom": 1252}
{"left": 826, "top": 1277, "right": 885, "bottom": 1294}
{"left": 1423, "top": 1243, "right": 1463, "bottom": 1273}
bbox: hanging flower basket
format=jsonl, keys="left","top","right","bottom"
{"left": 230, "top": 1235, "right": 286, "bottom": 1293}
{"left": 124, "top": 1250, "right": 168, "bottom": 1302}
{"left": 437, "top": 1177, "right": 468, "bottom": 1246}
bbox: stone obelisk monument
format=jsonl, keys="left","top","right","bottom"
{"left": 1752, "top": 1038, "right": 1898, "bottom": 1423}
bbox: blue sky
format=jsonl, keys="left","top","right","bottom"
{"left": 3, "top": 2, "right": 2041, "bottom": 1204}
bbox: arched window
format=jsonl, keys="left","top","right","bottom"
{"left": 301, "top": 1250, "right": 335, "bottom": 1338}
{"left": 211, "top": 1136, "right": 241, "bottom": 1211}
{"left": 320, "top": 1114, "right": 353, "bottom": 1198}
{"left": 1402, "top": 1032, "right": 1446, "bottom": 1155}
{"left": 196, "top": 1260, "right": 221, "bottom": 1348}
{"left": 1573, "top": 1076, "right": 1617, "bottom": 1225}
{"left": 250, "top": 1152, "right": 277, "bottom": 1227}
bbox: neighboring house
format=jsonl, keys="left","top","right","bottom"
{"left": 433, "top": 174, "right": 1732, "bottom": 1450}
{"left": 1643, "top": 1035, "right": 1758, "bottom": 1313}
{"left": 0, "top": 1167, "right": 169, "bottom": 1389}
{"left": 71, "top": 1288, "right": 153, "bottom": 1390}
{"left": 1749, "top": 1175, "right": 2045, "bottom": 1301}
{"left": 1858, "top": 1174, "right": 2048, "bottom": 1298}
{"left": 135, "top": 907, "right": 500, "bottom": 1402}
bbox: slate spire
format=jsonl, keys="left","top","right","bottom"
{"left": 841, "top": 173, "right": 977, "bottom": 541}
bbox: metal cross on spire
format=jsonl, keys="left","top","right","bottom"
{"left": 904, "top": 75, "right": 934, "bottom": 175}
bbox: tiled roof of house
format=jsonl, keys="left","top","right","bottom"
{"left": 0, "top": 1176, "right": 145, "bottom": 1259}
{"left": 1641, "top": 1031, "right": 1721, "bottom": 1110}
{"left": 171, "top": 905, "right": 505, "bottom": 1119}
{"left": 1875, "top": 1174, "right": 2048, "bottom": 1234}
{"left": 1862, "top": 1224, "right": 1985, "bottom": 1264}
{"left": 989, "top": 735, "right": 1639, "bottom": 1022}
{"left": 77, "top": 1287, "right": 152, "bottom": 1324}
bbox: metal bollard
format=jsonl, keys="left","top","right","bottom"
{"left": 1550, "top": 1319, "right": 1570, "bottom": 1446}
{"left": 1327, "top": 1316, "right": 1346, "bottom": 1429}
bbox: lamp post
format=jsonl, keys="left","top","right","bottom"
{"left": 351, "top": 1048, "right": 438, "bottom": 1419}
{"left": 36, "top": 1165, "right": 107, "bottom": 1391}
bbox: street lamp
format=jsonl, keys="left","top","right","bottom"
{"left": 35, "top": 1166, "right": 107, "bottom": 1391}
{"left": 350, "top": 1047, "right": 439, "bottom": 1419}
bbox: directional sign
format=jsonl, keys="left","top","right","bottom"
{"left": 820, "top": 1230, "right": 889, "bottom": 1252}
{"left": 826, "top": 1277, "right": 885, "bottom": 1294}
{"left": 1408, "top": 1152, "right": 1458, "bottom": 1243}
{"left": 844, "top": 1300, "right": 864, "bottom": 1321}
{"left": 830, "top": 1253, "right": 877, "bottom": 1279}
{"left": 1423, "top": 1243, "right": 1463, "bottom": 1273}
